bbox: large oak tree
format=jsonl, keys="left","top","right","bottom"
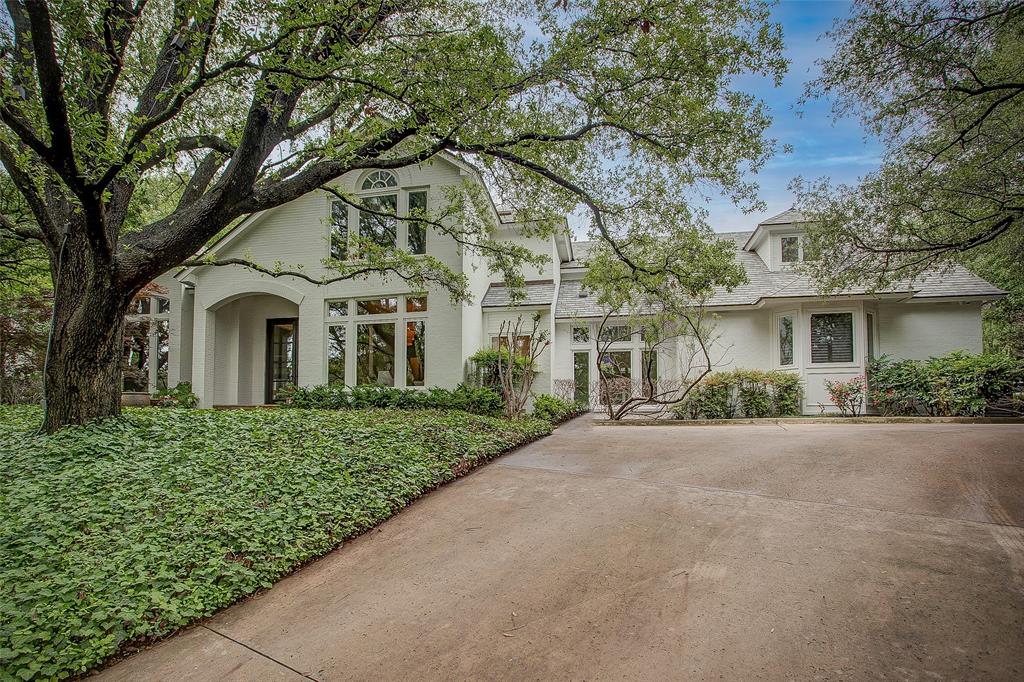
{"left": 0, "top": 0, "right": 784, "bottom": 431}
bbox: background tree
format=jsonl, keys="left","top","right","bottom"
{"left": 792, "top": 0, "right": 1024, "bottom": 354}
{"left": 0, "top": 0, "right": 784, "bottom": 431}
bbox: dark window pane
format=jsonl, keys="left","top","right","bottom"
{"left": 781, "top": 236, "right": 800, "bottom": 263}
{"left": 598, "top": 324, "right": 630, "bottom": 343}
{"left": 359, "top": 194, "right": 397, "bottom": 249}
{"left": 406, "top": 321, "right": 426, "bottom": 386}
{"left": 268, "top": 321, "right": 296, "bottom": 402}
{"left": 408, "top": 191, "right": 427, "bottom": 255}
{"left": 573, "top": 351, "right": 590, "bottom": 404}
{"left": 157, "top": 298, "right": 171, "bottom": 313}
{"left": 156, "top": 320, "right": 169, "bottom": 390}
{"left": 641, "top": 350, "right": 658, "bottom": 398}
{"left": 598, "top": 350, "right": 631, "bottom": 404}
{"left": 357, "top": 297, "right": 398, "bottom": 315}
{"left": 128, "top": 297, "right": 150, "bottom": 315}
{"left": 357, "top": 322, "right": 396, "bottom": 386}
{"left": 779, "top": 315, "right": 794, "bottom": 365}
{"left": 810, "top": 313, "right": 853, "bottom": 364}
{"left": 491, "top": 335, "right": 531, "bottom": 357}
{"left": 330, "top": 201, "right": 348, "bottom": 260}
{"left": 328, "top": 326, "right": 345, "bottom": 385}
{"left": 406, "top": 295, "right": 428, "bottom": 312}
{"left": 866, "top": 312, "right": 875, "bottom": 360}
{"left": 572, "top": 326, "right": 590, "bottom": 343}
{"left": 328, "top": 301, "right": 348, "bottom": 317}
{"left": 123, "top": 319, "right": 150, "bottom": 391}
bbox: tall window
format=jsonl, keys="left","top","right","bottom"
{"left": 781, "top": 236, "right": 801, "bottom": 263}
{"left": 408, "top": 190, "right": 427, "bottom": 255}
{"left": 598, "top": 350, "right": 632, "bottom": 404}
{"left": 330, "top": 200, "right": 348, "bottom": 260}
{"left": 641, "top": 350, "right": 658, "bottom": 399}
{"left": 866, "top": 312, "right": 876, "bottom": 361}
{"left": 573, "top": 351, "right": 590, "bottom": 405}
{"left": 124, "top": 294, "right": 170, "bottom": 392}
{"left": 810, "top": 313, "right": 854, "bottom": 364}
{"left": 326, "top": 294, "right": 427, "bottom": 387}
{"left": 359, "top": 194, "right": 398, "bottom": 249}
{"left": 779, "top": 315, "right": 794, "bottom": 366}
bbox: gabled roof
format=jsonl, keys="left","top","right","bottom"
{"left": 758, "top": 208, "right": 809, "bottom": 226}
{"left": 553, "top": 230, "right": 1005, "bottom": 318}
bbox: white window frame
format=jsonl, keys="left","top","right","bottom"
{"left": 124, "top": 295, "right": 172, "bottom": 393}
{"left": 326, "top": 176, "right": 430, "bottom": 261}
{"left": 807, "top": 308, "right": 857, "bottom": 367}
{"left": 778, "top": 233, "right": 808, "bottom": 265}
{"left": 774, "top": 310, "right": 798, "bottom": 369}
{"left": 324, "top": 294, "right": 429, "bottom": 388}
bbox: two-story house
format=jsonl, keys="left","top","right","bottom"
{"left": 131, "top": 158, "right": 1005, "bottom": 414}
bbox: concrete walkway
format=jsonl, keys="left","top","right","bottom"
{"left": 97, "top": 419, "right": 1024, "bottom": 681}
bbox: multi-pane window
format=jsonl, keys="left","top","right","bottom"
{"left": 326, "top": 294, "right": 427, "bottom": 387}
{"left": 571, "top": 325, "right": 590, "bottom": 344}
{"left": 408, "top": 190, "right": 427, "bottom": 255}
{"left": 810, "top": 312, "right": 854, "bottom": 364}
{"left": 331, "top": 173, "right": 428, "bottom": 259}
{"left": 492, "top": 335, "right": 532, "bottom": 357}
{"left": 779, "top": 315, "right": 794, "bottom": 366}
{"left": 124, "top": 295, "right": 170, "bottom": 393}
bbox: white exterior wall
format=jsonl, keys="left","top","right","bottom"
{"left": 181, "top": 158, "right": 476, "bottom": 406}
{"left": 483, "top": 308, "right": 553, "bottom": 395}
{"left": 877, "top": 301, "right": 984, "bottom": 358}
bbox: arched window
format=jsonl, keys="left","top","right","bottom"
{"left": 361, "top": 170, "right": 397, "bottom": 190}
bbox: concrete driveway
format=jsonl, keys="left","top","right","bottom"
{"left": 98, "top": 419, "right": 1024, "bottom": 681}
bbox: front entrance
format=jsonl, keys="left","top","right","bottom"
{"left": 266, "top": 318, "right": 298, "bottom": 403}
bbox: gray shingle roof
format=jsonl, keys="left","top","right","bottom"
{"left": 481, "top": 280, "right": 555, "bottom": 307}
{"left": 554, "top": 230, "right": 1005, "bottom": 318}
{"left": 758, "top": 208, "right": 809, "bottom": 225}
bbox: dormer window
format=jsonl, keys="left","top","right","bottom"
{"left": 361, "top": 170, "right": 397, "bottom": 190}
{"left": 781, "top": 236, "right": 802, "bottom": 263}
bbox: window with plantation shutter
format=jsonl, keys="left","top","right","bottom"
{"left": 810, "top": 313, "right": 853, "bottom": 364}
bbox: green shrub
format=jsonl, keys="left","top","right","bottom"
{"left": 151, "top": 381, "right": 199, "bottom": 408}
{"left": 465, "top": 348, "right": 534, "bottom": 390}
{"left": 531, "top": 394, "right": 584, "bottom": 424}
{"left": 673, "top": 369, "right": 803, "bottom": 419}
{"left": 0, "top": 406, "right": 549, "bottom": 679}
{"left": 278, "top": 383, "right": 504, "bottom": 417}
{"left": 868, "top": 351, "right": 1024, "bottom": 416}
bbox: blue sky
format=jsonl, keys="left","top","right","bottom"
{"left": 703, "top": 0, "right": 882, "bottom": 232}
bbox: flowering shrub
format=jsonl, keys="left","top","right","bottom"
{"left": 824, "top": 375, "right": 866, "bottom": 416}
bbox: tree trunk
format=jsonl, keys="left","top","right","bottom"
{"left": 41, "top": 236, "right": 128, "bottom": 433}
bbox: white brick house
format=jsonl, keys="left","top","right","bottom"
{"left": 135, "top": 157, "right": 1005, "bottom": 413}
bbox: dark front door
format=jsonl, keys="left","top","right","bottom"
{"left": 266, "top": 318, "right": 298, "bottom": 403}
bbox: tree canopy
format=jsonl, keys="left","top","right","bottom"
{"left": 0, "top": 0, "right": 786, "bottom": 429}
{"left": 792, "top": 0, "right": 1023, "bottom": 294}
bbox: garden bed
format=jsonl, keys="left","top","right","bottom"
{"left": 0, "top": 406, "right": 550, "bottom": 680}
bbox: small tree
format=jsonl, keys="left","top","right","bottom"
{"left": 494, "top": 313, "right": 550, "bottom": 419}
{"left": 583, "top": 229, "right": 744, "bottom": 420}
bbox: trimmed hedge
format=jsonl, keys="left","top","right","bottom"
{"left": 0, "top": 406, "right": 549, "bottom": 679}
{"left": 868, "top": 351, "right": 1024, "bottom": 416}
{"left": 672, "top": 369, "right": 803, "bottom": 420}
{"left": 278, "top": 383, "right": 504, "bottom": 417}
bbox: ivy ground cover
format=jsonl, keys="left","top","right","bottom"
{"left": 0, "top": 406, "right": 550, "bottom": 680}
